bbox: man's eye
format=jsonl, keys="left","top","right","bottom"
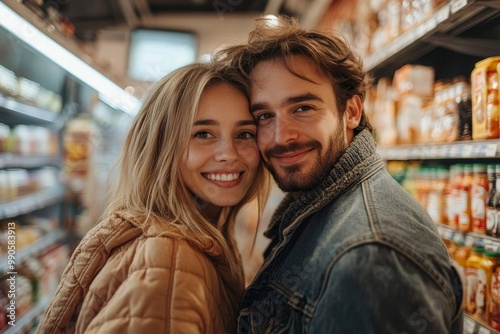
{"left": 296, "top": 105, "right": 312, "bottom": 112}
{"left": 257, "top": 113, "right": 273, "bottom": 121}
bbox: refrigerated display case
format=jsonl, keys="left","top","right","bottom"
{"left": 0, "top": 1, "right": 138, "bottom": 331}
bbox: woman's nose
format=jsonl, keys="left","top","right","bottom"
{"left": 214, "top": 139, "right": 238, "bottom": 162}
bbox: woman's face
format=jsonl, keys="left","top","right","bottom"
{"left": 181, "top": 82, "right": 260, "bottom": 216}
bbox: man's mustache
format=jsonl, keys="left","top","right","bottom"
{"left": 264, "top": 141, "right": 321, "bottom": 157}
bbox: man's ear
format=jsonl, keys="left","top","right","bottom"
{"left": 345, "top": 95, "right": 363, "bottom": 130}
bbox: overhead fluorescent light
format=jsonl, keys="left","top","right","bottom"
{"left": 0, "top": 1, "right": 140, "bottom": 116}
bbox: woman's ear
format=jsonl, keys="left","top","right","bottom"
{"left": 345, "top": 95, "right": 363, "bottom": 130}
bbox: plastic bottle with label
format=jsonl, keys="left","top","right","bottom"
{"left": 486, "top": 165, "right": 498, "bottom": 236}
{"left": 471, "top": 164, "right": 489, "bottom": 234}
{"left": 454, "top": 235, "right": 474, "bottom": 310}
{"left": 466, "top": 242, "right": 485, "bottom": 318}
{"left": 494, "top": 165, "right": 500, "bottom": 238}
{"left": 471, "top": 56, "right": 500, "bottom": 140}
{"left": 458, "top": 164, "right": 474, "bottom": 232}
{"left": 478, "top": 245, "right": 500, "bottom": 324}
{"left": 427, "top": 167, "right": 448, "bottom": 223}
{"left": 450, "top": 164, "right": 464, "bottom": 228}
{"left": 490, "top": 255, "right": 500, "bottom": 330}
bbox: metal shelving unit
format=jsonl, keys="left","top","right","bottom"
{"left": 377, "top": 140, "right": 500, "bottom": 160}
{"left": 0, "top": 94, "right": 60, "bottom": 125}
{"left": 0, "top": 185, "right": 64, "bottom": 220}
{"left": 366, "top": 0, "right": 500, "bottom": 77}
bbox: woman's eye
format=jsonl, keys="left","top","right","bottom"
{"left": 194, "top": 131, "right": 213, "bottom": 139}
{"left": 237, "top": 131, "right": 256, "bottom": 139}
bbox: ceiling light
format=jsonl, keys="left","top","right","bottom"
{"left": 0, "top": 1, "right": 140, "bottom": 116}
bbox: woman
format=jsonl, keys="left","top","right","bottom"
{"left": 37, "top": 62, "right": 270, "bottom": 334}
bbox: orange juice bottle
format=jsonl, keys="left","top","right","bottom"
{"left": 466, "top": 243, "right": 485, "bottom": 318}
{"left": 471, "top": 164, "right": 489, "bottom": 234}
{"left": 478, "top": 246, "right": 500, "bottom": 324}
{"left": 458, "top": 164, "right": 474, "bottom": 232}
{"left": 490, "top": 259, "right": 500, "bottom": 330}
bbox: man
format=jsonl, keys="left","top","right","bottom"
{"left": 216, "top": 16, "right": 463, "bottom": 333}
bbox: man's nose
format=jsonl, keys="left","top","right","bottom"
{"left": 260, "top": 117, "right": 299, "bottom": 146}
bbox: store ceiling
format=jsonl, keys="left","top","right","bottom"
{"left": 57, "top": 0, "right": 333, "bottom": 41}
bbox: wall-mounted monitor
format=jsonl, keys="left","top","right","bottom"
{"left": 127, "top": 28, "right": 197, "bottom": 82}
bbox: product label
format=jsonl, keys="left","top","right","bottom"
{"left": 459, "top": 213, "right": 470, "bottom": 230}
{"left": 472, "top": 185, "right": 487, "bottom": 219}
{"left": 466, "top": 267, "right": 479, "bottom": 315}
{"left": 490, "top": 272, "right": 500, "bottom": 330}
{"left": 446, "top": 193, "right": 455, "bottom": 225}
{"left": 476, "top": 269, "right": 487, "bottom": 318}
{"left": 487, "top": 208, "right": 497, "bottom": 230}
{"left": 427, "top": 192, "right": 440, "bottom": 222}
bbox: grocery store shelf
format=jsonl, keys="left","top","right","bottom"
{"left": 0, "top": 185, "right": 64, "bottom": 219}
{"left": 0, "top": 1, "right": 140, "bottom": 116}
{"left": 377, "top": 140, "right": 500, "bottom": 160}
{"left": 0, "top": 228, "right": 65, "bottom": 270}
{"left": 2, "top": 294, "right": 53, "bottom": 334}
{"left": 464, "top": 313, "right": 500, "bottom": 334}
{"left": 436, "top": 223, "right": 500, "bottom": 249}
{"left": 365, "top": 0, "right": 500, "bottom": 76}
{"left": 0, "top": 94, "right": 60, "bottom": 125}
{"left": 0, "top": 153, "right": 60, "bottom": 169}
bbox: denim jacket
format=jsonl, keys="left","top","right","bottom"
{"left": 238, "top": 129, "right": 463, "bottom": 334}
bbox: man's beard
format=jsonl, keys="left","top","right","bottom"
{"left": 263, "top": 127, "right": 347, "bottom": 193}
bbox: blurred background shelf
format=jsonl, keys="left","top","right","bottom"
{"left": 378, "top": 140, "right": 500, "bottom": 160}
{"left": 0, "top": 228, "right": 65, "bottom": 270}
{"left": 0, "top": 185, "right": 64, "bottom": 220}
{"left": 0, "top": 95, "right": 60, "bottom": 125}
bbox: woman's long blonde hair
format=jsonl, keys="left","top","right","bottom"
{"left": 104, "top": 62, "right": 270, "bottom": 277}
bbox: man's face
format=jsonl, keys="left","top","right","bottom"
{"left": 250, "top": 55, "right": 356, "bottom": 194}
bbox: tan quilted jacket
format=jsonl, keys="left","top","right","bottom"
{"left": 36, "top": 211, "right": 244, "bottom": 334}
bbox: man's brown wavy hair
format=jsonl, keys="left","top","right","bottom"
{"left": 214, "top": 15, "right": 373, "bottom": 133}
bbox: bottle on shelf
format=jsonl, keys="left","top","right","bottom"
{"left": 477, "top": 242, "right": 500, "bottom": 325}
{"left": 494, "top": 165, "right": 500, "bottom": 238}
{"left": 471, "top": 56, "right": 500, "bottom": 140}
{"left": 445, "top": 165, "right": 457, "bottom": 227}
{"left": 454, "top": 77, "right": 472, "bottom": 141}
{"left": 458, "top": 164, "right": 473, "bottom": 232}
{"left": 450, "top": 164, "right": 464, "bottom": 229}
{"left": 454, "top": 235, "right": 475, "bottom": 310}
{"left": 427, "top": 166, "right": 448, "bottom": 224}
{"left": 490, "top": 247, "right": 500, "bottom": 330}
{"left": 471, "top": 164, "right": 489, "bottom": 234}
{"left": 466, "top": 241, "right": 486, "bottom": 319}
{"left": 486, "top": 164, "right": 498, "bottom": 237}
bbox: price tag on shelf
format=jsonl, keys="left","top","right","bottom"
{"left": 451, "top": 0, "right": 468, "bottom": 13}
{"left": 401, "top": 33, "right": 413, "bottom": 49}
{"left": 485, "top": 142, "right": 499, "bottom": 157}
{"left": 424, "top": 17, "right": 437, "bottom": 33}
{"left": 461, "top": 144, "right": 474, "bottom": 157}
{"left": 441, "top": 145, "right": 453, "bottom": 158}
{"left": 415, "top": 24, "right": 427, "bottom": 39}
{"left": 478, "top": 326, "right": 492, "bottom": 334}
{"left": 450, "top": 145, "right": 464, "bottom": 157}
{"left": 471, "top": 143, "right": 498, "bottom": 157}
{"left": 429, "top": 146, "right": 440, "bottom": 157}
{"left": 436, "top": 5, "right": 451, "bottom": 22}
{"left": 463, "top": 317, "right": 476, "bottom": 334}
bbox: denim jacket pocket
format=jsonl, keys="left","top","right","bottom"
{"left": 238, "top": 288, "right": 308, "bottom": 334}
